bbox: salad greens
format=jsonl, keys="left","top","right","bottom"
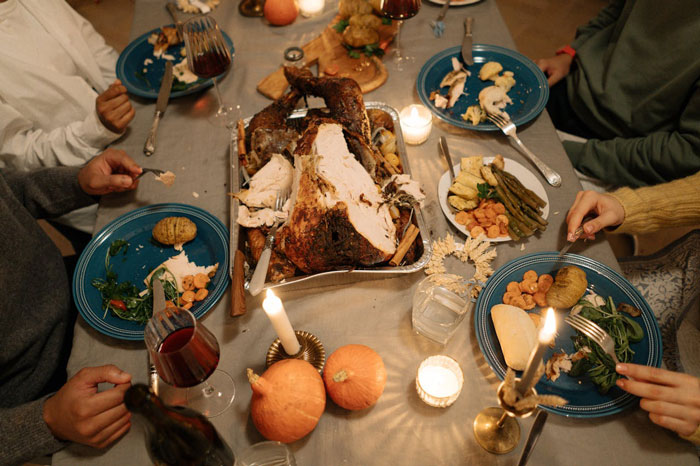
{"left": 568, "top": 295, "right": 644, "bottom": 393}
{"left": 91, "top": 240, "right": 179, "bottom": 325}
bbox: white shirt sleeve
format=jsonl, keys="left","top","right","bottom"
{"left": 70, "top": 2, "right": 119, "bottom": 85}
{"left": 0, "top": 97, "right": 121, "bottom": 170}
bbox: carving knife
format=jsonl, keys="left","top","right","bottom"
{"left": 144, "top": 61, "right": 174, "bottom": 156}
{"left": 461, "top": 17, "right": 474, "bottom": 66}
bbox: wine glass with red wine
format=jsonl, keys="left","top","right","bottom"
{"left": 380, "top": 0, "right": 422, "bottom": 70}
{"left": 182, "top": 16, "right": 234, "bottom": 127}
{"left": 146, "top": 306, "right": 235, "bottom": 417}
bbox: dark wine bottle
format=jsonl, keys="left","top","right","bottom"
{"left": 125, "top": 384, "right": 235, "bottom": 466}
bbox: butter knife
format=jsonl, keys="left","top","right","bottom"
{"left": 461, "top": 17, "right": 474, "bottom": 66}
{"left": 517, "top": 410, "right": 548, "bottom": 466}
{"left": 439, "top": 136, "right": 457, "bottom": 182}
{"left": 144, "top": 61, "right": 174, "bottom": 157}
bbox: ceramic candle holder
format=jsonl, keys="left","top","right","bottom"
{"left": 415, "top": 355, "right": 464, "bottom": 407}
{"left": 399, "top": 104, "right": 432, "bottom": 145}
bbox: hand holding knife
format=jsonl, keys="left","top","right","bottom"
{"left": 144, "top": 61, "right": 174, "bottom": 156}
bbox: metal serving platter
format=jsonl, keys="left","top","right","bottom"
{"left": 228, "top": 102, "right": 432, "bottom": 289}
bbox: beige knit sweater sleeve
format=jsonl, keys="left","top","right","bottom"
{"left": 609, "top": 171, "right": 700, "bottom": 235}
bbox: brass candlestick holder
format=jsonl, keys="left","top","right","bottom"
{"left": 266, "top": 330, "right": 325, "bottom": 373}
{"left": 473, "top": 377, "right": 537, "bottom": 454}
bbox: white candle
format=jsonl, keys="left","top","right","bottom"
{"left": 416, "top": 355, "right": 464, "bottom": 407}
{"left": 262, "top": 289, "right": 301, "bottom": 355}
{"left": 516, "top": 308, "right": 556, "bottom": 395}
{"left": 299, "top": 0, "right": 324, "bottom": 17}
{"left": 399, "top": 104, "right": 432, "bottom": 145}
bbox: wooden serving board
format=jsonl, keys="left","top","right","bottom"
{"left": 257, "top": 16, "right": 398, "bottom": 100}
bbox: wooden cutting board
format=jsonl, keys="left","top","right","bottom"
{"left": 257, "top": 16, "right": 398, "bottom": 100}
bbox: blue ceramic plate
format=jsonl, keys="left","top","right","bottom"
{"left": 417, "top": 45, "right": 549, "bottom": 131}
{"left": 474, "top": 252, "right": 662, "bottom": 417}
{"left": 116, "top": 25, "right": 234, "bottom": 99}
{"left": 73, "top": 204, "right": 230, "bottom": 341}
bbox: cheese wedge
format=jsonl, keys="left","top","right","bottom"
{"left": 491, "top": 304, "right": 538, "bottom": 371}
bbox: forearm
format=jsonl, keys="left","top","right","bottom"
{"left": 571, "top": 0, "right": 626, "bottom": 50}
{"left": 3, "top": 166, "right": 97, "bottom": 219}
{"left": 0, "top": 397, "right": 66, "bottom": 465}
{"left": 0, "top": 104, "right": 121, "bottom": 170}
{"left": 564, "top": 129, "right": 700, "bottom": 188}
{"left": 610, "top": 172, "right": 700, "bottom": 235}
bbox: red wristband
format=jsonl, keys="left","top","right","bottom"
{"left": 556, "top": 45, "right": 576, "bottom": 58}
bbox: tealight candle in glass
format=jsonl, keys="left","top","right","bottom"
{"left": 298, "top": 0, "right": 324, "bottom": 17}
{"left": 399, "top": 104, "right": 432, "bottom": 145}
{"left": 416, "top": 355, "right": 464, "bottom": 407}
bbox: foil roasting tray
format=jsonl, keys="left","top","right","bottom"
{"left": 228, "top": 102, "right": 432, "bottom": 290}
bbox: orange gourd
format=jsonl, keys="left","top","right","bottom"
{"left": 247, "top": 359, "right": 325, "bottom": 443}
{"left": 323, "top": 344, "right": 387, "bottom": 410}
{"left": 263, "top": 0, "right": 298, "bottom": 26}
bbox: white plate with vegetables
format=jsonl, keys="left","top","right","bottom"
{"left": 437, "top": 156, "right": 549, "bottom": 241}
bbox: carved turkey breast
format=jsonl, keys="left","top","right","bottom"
{"left": 276, "top": 122, "right": 397, "bottom": 273}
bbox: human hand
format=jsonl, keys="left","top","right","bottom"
{"left": 616, "top": 363, "right": 700, "bottom": 437}
{"left": 78, "top": 148, "right": 142, "bottom": 195}
{"left": 565, "top": 190, "right": 625, "bottom": 241}
{"left": 535, "top": 54, "right": 573, "bottom": 87}
{"left": 43, "top": 365, "right": 133, "bottom": 449}
{"left": 96, "top": 80, "right": 135, "bottom": 133}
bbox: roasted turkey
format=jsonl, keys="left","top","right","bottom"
{"left": 238, "top": 69, "right": 423, "bottom": 281}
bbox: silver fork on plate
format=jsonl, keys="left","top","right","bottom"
{"left": 247, "top": 189, "right": 291, "bottom": 296}
{"left": 136, "top": 167, "right": 166, "bottom": 179}
{"left": 486, "top": 113, "right": 562, "bottom": 188}
{"left": 565, "top": 313, "right": 619, "bottom": 364}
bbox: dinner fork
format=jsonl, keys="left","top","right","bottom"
{"left": 248, "top": 189, "right": 291, "bottom": 296}
{"left": 486, "top": 113, "right": 562, "bottom": 188}
{"left": 565, "top": 313, "right": 619, "bottom": 365}
{"left": 136, "top": 167, "right": 166, "bottom": 179}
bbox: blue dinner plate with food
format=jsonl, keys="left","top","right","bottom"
{"left": 116, "top": 25, "right": 234, "bottom": 99}
{"left": 474, "top": 252, "right": 662, "bottom": 417}
{"left": 416, "top": 44, "right": 548, "bottom": 131}
{"left": 73, "top": 203, "right": 230, "bottom": 341}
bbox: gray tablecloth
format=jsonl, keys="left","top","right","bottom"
{"left": 53, "top": 0, "right": 698, "bottom": 464}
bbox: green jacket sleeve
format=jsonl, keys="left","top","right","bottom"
{"left": 564, "top": 81, "right": 700, "bottom": 187}
{"left": 570, "top": 0, "right": 626, "bottom": 50}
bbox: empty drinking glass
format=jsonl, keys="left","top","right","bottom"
{"left": 234, "top": 441, "right": 296, "bottom": 466}
{"left": 412, "top": 275, "right": 471, "bottom": 345}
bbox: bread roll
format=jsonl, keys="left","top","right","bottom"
{"left": 491, "top": 304, "right": 537, "bottom": 371}
{"left": 152, "top": 217, "right": 197, "bottom": 245}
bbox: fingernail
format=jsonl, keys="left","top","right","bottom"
{"left": 616, "top": 378, "right": 625, "bottom": 388}
{"left": 616, "top": 363, "right": 626, "bottom": 373}
{"left": 567, "top": 233, "right": 575, "bottom": 242}
{"left": 584, "top": 224, "right": 593, "bottom": 234}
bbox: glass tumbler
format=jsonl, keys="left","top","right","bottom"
{"left": 234, "top": 441, "right": 296, "bottom": 466}
{"left": 412, "top": 275, "right": 471, "bottom": 345}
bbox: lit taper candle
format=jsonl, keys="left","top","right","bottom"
{"left": 516, "top": 308, "right": 556, "bottom": 395}
{"left": 262, "top": 289, "right": 301, "bottom": 355}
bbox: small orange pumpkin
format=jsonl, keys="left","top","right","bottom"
{"left": 323, "top": 344, "right": 387, "bottom": 410}
{"left": 263, "top": 0, "right": 298, "bottom": 26}
{"left": 247, "top": 359, "right": 325, "bottom": 443}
